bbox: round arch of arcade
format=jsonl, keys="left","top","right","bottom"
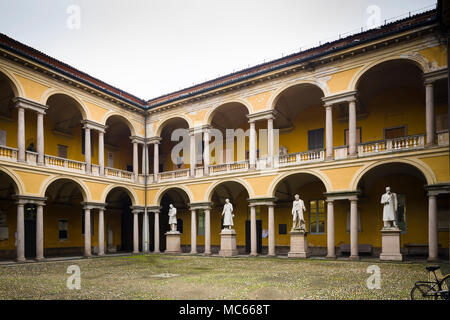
{"left": 0, "top": 66, "right": 25, "bottom": 98}
{"left": 40, "top": 88, "right": 90, "bottom": 120}
{"left": 348, "top": 55, "right": 429, "bottom": 92}
{"left": 102, "top": 111, "right": 138, "bottom": 136}
{"left": 266, "top": 79, "right": 329, "bottom": 111}
{"left": 204, "top": 178, "right": 255, "bottom": 202}
{"left": 0, "top": 166, "right": 25, "bottom": 195}
{"left": 350, "top": 158, "right": 437, "bottom": 191}
{"left": 204, "top": 99, "right": 253, "bottom": 126}
{"left": 268, "top": 169, "right": 332, "bottom": 197}
{"left": 154, "top": 114, "right": 193, "bottom": 137}
{"left": 100, "top": 184, "right": 139, "bottom": 206}
{"left": 154, "top": 185, "right": 194, "bottom": 206}
{"left": 39, "top": 175, "right": 91, "bottom": 202}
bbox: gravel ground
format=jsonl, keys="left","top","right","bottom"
{"left": 0, "top": 254, "right": 448, "bottom": 300}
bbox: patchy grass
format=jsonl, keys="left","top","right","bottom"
{"left": 0, "top": 254, "right": 447, "bottom": 300}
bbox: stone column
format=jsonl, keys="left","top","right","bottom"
{"left": 141, "top": 143, "right": 148, "bottom": 175}
{"left": 204, "top": 208, "right": 211, "bottom": 255}
{"left": 349, "top": 199, "right": 359, "bottom": 260}
{"left": 84, "top": 126, "right": 91, "bottom": 173}
{"left": 98, "top": 130, "right": 105, "bottom": 176}
{"left": 98, "top": 208, "right": 105, "bottom": 256}
{"left": 84, "top": 208, "right": 91, "bottom": 257}
{"left": 16, "top": 203, "right": 25, "bottom": 262}
{"left": 133, "top": 210, "right": 139, "bottom": 254}
{"left": 132, "top": 140, "right": 139, "bottom": 181}
{"left": 425, "top": 82, "right": 435, "bottom": 146}
{"left": 154, "top": 210, "right": 160, "bottom": 253}
{"left": 36, "top": 203, "right": 44, "bottom": 260}
{"left": 267, "top": 117, "right": 274, "bottom": 167}
{"left": 17, "top": 107, "right": 25, "bottom": 162}
{"left": 190, "top": 132, "right": 196, "bottom": 177}
{"left": 191, "top": 209, "right": 197, "bottom": 254}
{"left": 268, "top": 205, "right": 275, "bottom": 256}
{"left": 142, "top": 209, "right": 149, "bottom": 253}
{"left": 428, "top": 195, "right": 438, "bottom": 261}
{"left": 250, "top": 205, "right": 257, "bottom": 256}
{"left": 37, "top": 112, "right": 45, "bottom": 165}
{"left": 203, "top": 129, "right": 210, "bottom": 175}
{"left": 326, "top": 200, "right": 336, "bottom": 258}
{"left": 249, "top": 120, "right": 256, "bottom": 169}
{"left": 348, "top": 99, "right": 357, "bottom": 156}
{"left": 325, "top": 105, "right": 333, "bottom": 160}
{"left": 153, "top": 142, "right": 159, "bottom": 182}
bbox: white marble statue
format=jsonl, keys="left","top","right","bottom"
{"left": 292, "top": 194, "right": 306, "bottom": 231}
{"left": 222, "top": 199, "right": 234, "bottom": 230}
{"left": 381, "top": 187, "right": 398, "bottom": 228}
{"left": 168, "top": 204, "right": 177, "bottom": 232}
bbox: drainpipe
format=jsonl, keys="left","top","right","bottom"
{"left": 144, "top": 112, "right": 148, "bottom": 251}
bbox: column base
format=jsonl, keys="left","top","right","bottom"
{"left": 288, "top": 230, "right": 310, "bottom": 259}
{"left": 204, "top": 251, "right": 212, "bottom": 256}
{"left": 219, "top": 229, "right": 238, "bottom": 257}
{"left": 249, "top": 253, "right": 259, "bottom": 257}
{"left": 16, "top": 257, "right": 26, "bottom": 263}
{"left": 165, "top": 231, "right": 181, "bottom": 254}
{"left": 349, "top": 255, "right": 360, "bottom": 260}
{"left": 326, "top": 254, "right": 337, "bottom": 259}
{"left": 35, "top": 257, "right": 45, "bottom": 262}
{"left": 427, "top": 256, "right": 439, "bottom": 262}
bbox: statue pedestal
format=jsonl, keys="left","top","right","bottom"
{"left": 288, "top": 229, "right": 310, "bottom": 258}
{"left": 165, "top": 231, "right": 181, "bottom": 254}
{"left": 380, "top": 228, "right": 403, "bottom": 261}
{"left": 219, "top": 229, "right": 238, "bottom": 257}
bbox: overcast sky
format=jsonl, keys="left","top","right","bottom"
{"left": 0, "top": 0, "right": 437, "bottom": 100}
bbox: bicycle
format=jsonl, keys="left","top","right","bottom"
{"left": 410, "top": 266, "right": 450, "bottom": 300}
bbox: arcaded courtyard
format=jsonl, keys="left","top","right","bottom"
{"left": 0, "top": 255, "right": 448, "bottom": 300}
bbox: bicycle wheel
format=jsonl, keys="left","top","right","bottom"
{"left": 438, "top": 274, "right": 450, "bottom": 300}
{"left": 410, "top": 284, "right": 437, "bottom": 300}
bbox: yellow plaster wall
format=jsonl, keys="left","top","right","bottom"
{"left": 246, "top": 91, "right": 271, "bottom": 112}
{"left": 327, "top": 67, "right": 361, "bottom": 93}
{"left": 419, "top": 45, "right": 448, "bottom": 68}
{"left": 12, "top": 170, "right": 49, "bottom": 194}
{"left": 321, "top": 166, "right": 363, "bottom": 191}
{"left": 419, "top": 155, "right": 450, "bottom": 182}
{"left": 14, "top": 74, "right": 49, "bottom": 102}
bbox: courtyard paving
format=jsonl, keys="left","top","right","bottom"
{"left": 0, "top": 254, "right": 448, "bottom": 300}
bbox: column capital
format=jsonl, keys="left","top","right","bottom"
{"left": 148, "top": 206, "right": 162, "bottom": 213}
{"left": 81, "top": 202, "right": 107, "bottom": 210}
{"left": 425, "top": 183, "right": 450, "bottom": 196}
{"left": 148, "top": 136, "right": 162, "bottom": 144}
{"left": 81, "top": 120, "right": 107, "bottom": 132}
{"left": 13, "top": 195, "right": 47, "bottom": 206}
{"left": 246, "top": 109, "right": 277, "bottom": 122}
{"left": 322, "top": 91, "right": 358, "bottom": 107}
{"left": 323, "top": 191, "right": 360, "bottom": 201}
{"left": 13, "top": 97, "right": 48, "bottom": 114}
{"left": 188, "top": 202, "right": 213, "bottom": 210}
{"left": 130, "top": 205, "right": 145, "bottom": 214}
{"left": 189, "top": 125, "right": 211, "bottom": 135}
{"left": 130, "top": 135, "right": 145, "bottom": 144}
{"left": 247, "top": 197, "right": 277, "bottom": 207}
{"left": 423, "top": 68, "right": 448, "bottom": 85}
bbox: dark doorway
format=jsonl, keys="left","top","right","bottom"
{"left": 24, "top": 204, "right": 36, "bottom": 259}
{"left": 245, "top": 220, "right": 262, "bottom": 254}
{"left": 120, "top": 207, "right": 133, "bottom": 252}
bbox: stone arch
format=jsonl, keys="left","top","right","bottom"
{"left": 0, "top": 66, "right": 25, "bottom": 98}
{"left": 349, "top": 55, "right": 428, "bottom": 92}
{"left": 101, "top": 184, "right": 138, "bottom": 206}
{"left": 267, "top": 80, "right": 328, "bottom": 111}
{"left": 0, "top": 166, "right": 25, "bottom": 195}
{"left": 205, "top": 178, "right": 255, "bottom": 202}
{"left": 154, "top": 114, "right": 192, "bottom": 137}
{"left": 205, "top": 99, "right": 253, "bottom": 126}
{"left": 350, "top": 158, "right": 436, "bottom": 191}
{"left": 40, "top": 176, "right": 91, "bottom": 202}
{"left": 41, "top": 89, "right": 89, "bottom": 120}
{"left": 154, "top": 185, "right": 194, "bottom": 206}
{"left": 268, "top": 169, "right": 332, "bottom": 198}
{"left": 103, "top": 112, "right": 137, "bottom": 136}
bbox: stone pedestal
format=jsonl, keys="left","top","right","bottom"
{"left": 380, "top": 228, "right": 403, "bottom": 261}
{"left": 219, "top": 229, "right": 238, "bottom": 257}
{"left": 288, "top": 229, "right": 310, "bottom": 258}
{"left": 165, "top": 231, "right": 181, "bottom": 254}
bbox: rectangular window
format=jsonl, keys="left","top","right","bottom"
{"left": 58, "top": 219, "right": 68, "bottom": 240}
{"left": 397, "top": 194, "right": 407, "bottom": 234}
{"left": 58, "top": 145, "right": 68, "bottom": 159}
{"left": 436, "top": 113, "right": 449, "bottom": 131}
{"left": 177, "top": 219, "right": 183, "bottom": 234}
{"left": 384, "top": 126, "right": 406, "bottom": 139}
{"left": 197, "top": 210, "right": 205, "bottom": 236}
{"left": 344, "top": 127, "right": 362, "bottom": 145}
{"left": 308, "top": 129, "right": 324, "bottom": 150}
{"left": 81, "top": 212, "right": 94, "bottom": 236}
{"left": 309, "top": 200, "right": 325, "bottom": 234}
{"left": 0, "top": 129, "right": 6, "bottom": 146}
{"left": 107, "top": 151, "right": 114, "bottom": 168}
{"left": 279, "top": 224, "right": 287, "bottom": 235}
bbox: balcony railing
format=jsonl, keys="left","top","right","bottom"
{"left": 276, "top": 149, "right": 325, "bottom": 167}
{"left": 358, "top": 134, "right": 425, "bottom": 157}
{"left": 0, "top": 146, "right": 18, "bottom": 161}
{"left": 209, "top": 160, "right": 249, "bottom": 175}
{"left": 105, "top": 167, "right": 133, "bottom": 181}
{"left": 45, "top": 155, "right": 86, "bottom": 173}
{"left": 158, "top": 169, "right": 190, "bottom": 181}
